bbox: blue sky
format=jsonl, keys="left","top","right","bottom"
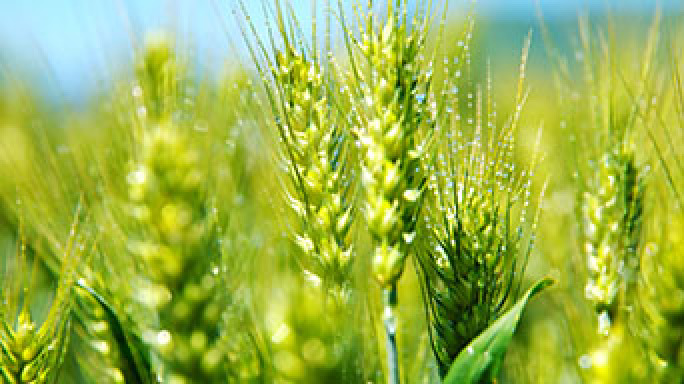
{"left": 0, "top": 1, "right": 679, "bottom": 102}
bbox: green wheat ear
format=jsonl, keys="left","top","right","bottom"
{"left": 336, "top": 1, "right": 446, "bottom": 382}
{"left": 417, "top": 31, "right": 544, "bottom": 378}
{"left": 1, "top": 206, "right": 85, "bottom": 384}
{"left": 237, "top": 1, "right": 377, "bottom": 381}
{"left": 342, "top": 0, "right": 436, "bottom": 288}
{"left": 569, "top": 12, "right": 660, "bottom": 338}
{"left": 238, "top": 0, "right": 357, "bottom": 298}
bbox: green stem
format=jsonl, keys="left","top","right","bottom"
{"left": 384, "top": 284, "right": 399, "bottom": 384}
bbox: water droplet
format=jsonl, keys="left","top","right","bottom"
{"left": 157, "top": 330, "right": 171, "bottom": 346}
{"left": 597, "top": 311, "right": 611, "bottom": 335}
{"left": 132, "top": 85, "right": 143, "bottom": 98}
{"left": 137, "top": 106, "right": 147, "bottom": 118}
{"left": 578, "top": 354, "right": 592, "bottom": 369}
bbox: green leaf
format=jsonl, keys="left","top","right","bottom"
{"left": 74, "top": 281, "right": 155, "bottom": 384}
{"left": 443, "top": 277, "right": 554, "bottom": 384}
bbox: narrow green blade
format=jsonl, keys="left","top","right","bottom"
{"left": 74, "top": 281, "right": 154, "bottom": 384}
{"left": 443, "top": 277, "right": 554, "bottom": 384}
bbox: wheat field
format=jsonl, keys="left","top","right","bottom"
{"left": 0, "top": 1, "right": 683, "bottom": 383}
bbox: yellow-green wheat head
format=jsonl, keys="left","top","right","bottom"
{"left": 568, "top": 14, "right": 660, "bottom": 335}
{"left": 343, "top": 0, "right": 437, "bottom": 287}
{"left": 241, "top": 0, "right": 357, "bottom": 296}
{"left": 236, "top": 1, "right": 374, "bottom": 381}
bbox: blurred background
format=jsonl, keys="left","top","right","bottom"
{"left": 0, "top": 0, "right": 681, "bottom": 104}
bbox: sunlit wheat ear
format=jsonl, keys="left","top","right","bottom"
{"left": 335, "top": 1, "right": 446, "bottom": 382}
{"left": 0, "top": 204, "right": 85, "bottom": 384}
{"left": 236, "top": 0, "right": 357, "bottom": 298}
{"left": 341, "top": 0, "right": 439, "bottom": 288}
{"left": 417, "top": 33, "right": 544, "bottom": 377}
{"left": 124, "top": 35, "right": 231, "bottom": 383}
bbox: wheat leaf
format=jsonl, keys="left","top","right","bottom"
{"left": 75, "top": 281, "right": 154, "bottom": 384}
{"left": 443, "top": 277, "right": 553, "bottom": 384}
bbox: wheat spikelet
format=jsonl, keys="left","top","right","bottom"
{"left": 336, "top": 2, "right": 445, "bottom": 381}
{"left": 235, "top": 2, "right": 378, "bottom": 381}
{"left": 570, "top": 12, "right": 658, "bottom": 338}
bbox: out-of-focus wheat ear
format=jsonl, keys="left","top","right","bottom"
{"left": 118, "top": 35, "right": 240, "bottom": 383}
{"left": 630, "top": 35, "right": 684, "bottom": 381}
{"left": 574, "top": 11, "right": 660, "bottom": 337}
{"left": 633, "top": 209, "right": 684, "bottom": 382}
{"left": 581, "top": 147, "right": 645, "bottom": 334}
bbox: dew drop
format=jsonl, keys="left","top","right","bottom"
{"left": 578, "top": 354, "right": 592, "bottom": 369}
{"left": 157, "top": 330, "right": 171, "bottom": 346}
